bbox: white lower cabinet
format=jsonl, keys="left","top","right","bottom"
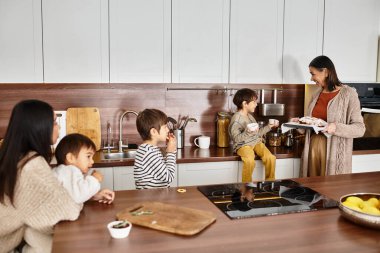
{"left": 238, "top": 158, "right": 298, "bottom": 182}
{"left": 293, "top": 158, "right": 301, "bottom": 178}
{"left": 93, "top": 167, "right": 114, "bottom": 190}
{"left": 178, "top": 161, "right": 239, "bottom": 186}
{"left": 106, "top": 158, "right": 300, "bottom": 190}
{"left": 352, "top": 154, "right": 380, "bottom": 173}
{"left": 113, "top": 166, "right": 136, "bottom": 191}
{"left": 113, "top": 166, "right": 178, "bottom": 191}
{"left": 275, "top": 159, "right": 296, "bottom": 179}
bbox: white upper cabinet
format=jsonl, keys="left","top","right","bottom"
{"left": 229, "top": 0, "right": 284, "bottom": 83}
{"left": 282, "top": 0, "right": 324, "bottom": 84}
{"left": 109, "top": 0, "right": 171, "bottom": 83}
{"left": 324, "top": 0, "right": 379, "bottom": 82}
{"left": 0, "top": 0, "right": 43, "bottom": 82}
{"left": 172, "top": 0, "right": 230, "bottom": 83}
{"left": 42, "top": 0, "right": 109, "bottom": 83}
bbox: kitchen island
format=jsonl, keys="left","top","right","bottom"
{"left": 52, "top": 172, "right": 380, "bottom": 253}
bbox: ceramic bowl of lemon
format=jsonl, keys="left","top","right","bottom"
{"left": 339, "top": 193, "right": 380, "bottom": 229}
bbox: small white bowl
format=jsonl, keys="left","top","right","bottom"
{"left": 107, "top": 220, "right": 132, "bottom": 239}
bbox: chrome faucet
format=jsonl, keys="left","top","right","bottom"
{"left": 118, "top": 110, "right": 138, "bottom": 152}
{"left": 102, "top": 121, "right": 115, "bottom": 153}
{"left": 105, "top": 121, "right": 113, "bottom": 153}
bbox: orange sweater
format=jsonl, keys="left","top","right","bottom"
{"left": 312, "top": 90, "right": 340, "bottom": 121}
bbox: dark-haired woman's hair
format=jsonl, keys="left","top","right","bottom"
{"left": 309, "top": 55, "right": 342, "bottom": 92}
{"left": 233, "top": 88, "right": 258, "bottom": 110}
{"left": 136, "top": 109, "right": 168, "bottom": 141}
{"left": 55, "top": 133, "right": 96, "bottom": 165}
{"left": 0, "top": 100, "right": 55, "bottom": 204}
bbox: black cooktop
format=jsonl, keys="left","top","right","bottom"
{"left": 198, "top": 180, "right": 338, "bottom": 219}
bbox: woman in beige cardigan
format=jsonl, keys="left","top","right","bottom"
{"left": 0, "top": 100, "right": 81, "bottom": 253}
{"left": 300, "top": 56, "right": 365, "bottom": 177}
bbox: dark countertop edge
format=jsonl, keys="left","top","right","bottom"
{"left": 352, "top": 149, "right": 380, "bottom": 155}
{"left": 92, "top": 145, "right": 304, "bottom": 167}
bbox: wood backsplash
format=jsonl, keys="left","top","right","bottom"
{"left": 0, "top": 83, "right": 304, "bottom": 146}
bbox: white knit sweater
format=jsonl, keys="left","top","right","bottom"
{"left": 0, "top": 153, "right": 81, "bottom": 253}
{"left": 53, "top": 164, "right": 100, "bottom": 205}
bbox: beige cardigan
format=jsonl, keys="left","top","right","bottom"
{"left": 0, "top": 153, "right": 81, "bottom": 253}
{"left": 301, "top": 85, "right": 365, "bottom": 177}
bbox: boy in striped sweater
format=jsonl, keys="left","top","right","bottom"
{"left": 134, "top": 109, "right": 177, "bottom": 189}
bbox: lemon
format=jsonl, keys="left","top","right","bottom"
{"left": 366, "top": 197, "right": 380, "bottom": 208}
{"left": 361, "top": 205, "right": 380, "bottom": 216}
{"left": 345, "top": 196, "right": 364, "bottom": 206}
{"left": 342, "top": 201, "right": 362, "bottom": 212}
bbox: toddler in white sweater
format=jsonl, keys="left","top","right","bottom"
{"left": 53, "top": 133, "right": 114, "bottom": 206}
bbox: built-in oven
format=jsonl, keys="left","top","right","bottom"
{"left": 346, "top": 83, "right": 380, "bottom": 150}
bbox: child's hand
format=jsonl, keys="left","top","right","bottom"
{"left": 91, "top": 170, "right": 103, "bottom": 182}
{"left": 92, "top": 189, "right": 115, "bottom": 204}
{"left": 289, "top": 117, "right": 299, "bottom": 123}
{"left": 166, "top": 132, "right": 177, "bottom": 153}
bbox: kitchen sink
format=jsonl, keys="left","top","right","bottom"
{"left": 101, "top": 150, "right": 137, "bottom": 160}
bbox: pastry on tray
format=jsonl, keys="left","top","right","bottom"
{"left": 298, "top": 116, "right": 327, "bottom": 127}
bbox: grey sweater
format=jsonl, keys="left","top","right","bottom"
{"left": 228, "top": 112, "right": 271, "bottom": 152}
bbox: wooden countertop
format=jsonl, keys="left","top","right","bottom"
{"left": 52, "top": 172, "right": 380, "bottom": 253}
{"left": 92, "top": 145, "right": 304, "bottom": 167}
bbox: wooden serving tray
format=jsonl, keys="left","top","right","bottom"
{"left": 116, "top": 201, "right": 217, "bottom": 236}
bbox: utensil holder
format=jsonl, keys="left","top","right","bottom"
{"left": 174, "top": 129, "right": 185, "bottom": 149}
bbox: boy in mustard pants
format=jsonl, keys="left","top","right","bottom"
{"left": 228, "top": 88, "right": 278, "bottom": 183}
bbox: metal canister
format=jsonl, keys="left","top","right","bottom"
{"left": 216, "top": 112, "right": 231, "bottom": 148}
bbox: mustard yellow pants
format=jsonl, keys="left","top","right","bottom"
{"left": 237, "top": 142, "right": 276, "bottom": 183}
{"left": 308, "top": 134, "right": 327, "bottom": 177}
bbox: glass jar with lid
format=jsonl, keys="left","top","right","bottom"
{"left": 267, "top": 131, "right": 281, "bottom": 147}
{"left": 216, "top": 112, "right": 231, "bottom": 148}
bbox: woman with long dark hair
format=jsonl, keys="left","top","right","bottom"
{"left": 300, "top": 56, "right": 365, "bottom": 176}
{"left": 0, "top": 100, "right": 81, "bottom": 253}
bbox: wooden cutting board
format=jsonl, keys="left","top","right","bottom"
{"left": 66, "top": 107, "right": 101, "bottom": 151}
{"left": 116, "top": 202, "right": 217, "bottom": 236}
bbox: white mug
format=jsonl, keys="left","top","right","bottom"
{"left": 269, "top": 119, "right": 279, "bottom": 126}
{"left": 194, "top": 136, "right": 210, "bottom": 149}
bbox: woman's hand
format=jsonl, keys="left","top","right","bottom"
{"left": 289, "top": 117, "right": 299, "bottom": 123}
{"left": 324, "top": 122, "right": 336, "bottom": 134}
{"left": 92, "top": 189, "right": 115, "bottom": 204}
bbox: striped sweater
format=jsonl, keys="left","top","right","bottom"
{"left": 134, "top": 143, "right": 176, "bottom": 189}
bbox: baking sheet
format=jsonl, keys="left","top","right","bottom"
{"left": 282, "top": 122, "right": 330, "bottom": 137}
